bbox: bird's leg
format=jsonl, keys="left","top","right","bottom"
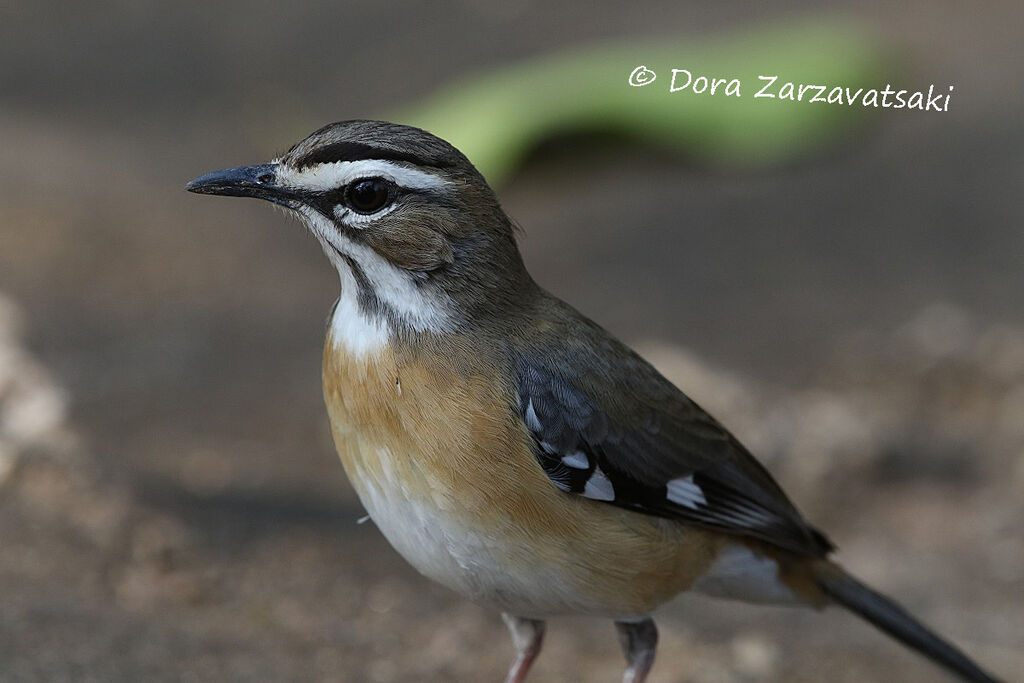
{"left": 502, "top": 613, "right": 546, "bottom": 683}
{"left": 615, "top": 618, "right": 658, "bottom": 683}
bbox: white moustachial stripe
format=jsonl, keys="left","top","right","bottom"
{"left": 297, "top": 208, "right": 455, "bottom": 352}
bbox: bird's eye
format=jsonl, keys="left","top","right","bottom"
{"left": 346, "top": 178, "right": 392, "bottom": 214}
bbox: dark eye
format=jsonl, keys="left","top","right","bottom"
{"left": 346, "top": 178, "right": 392, "bottom": 214}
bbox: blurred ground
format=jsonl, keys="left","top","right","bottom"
{"left": 1, "top": 1, "right": 1023, "bottom": 681}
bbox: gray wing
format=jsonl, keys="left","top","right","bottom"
{"left": 514, "top": 309, "right": 832, "bottom": 557}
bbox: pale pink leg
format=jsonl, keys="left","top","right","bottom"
{"left": 502, "top": 613, "right": 546, "bottom": 683}
{"left": 616, "top": 618, "right": 658, "bottom": 683}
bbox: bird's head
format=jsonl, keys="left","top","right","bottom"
{"left": 187, "top": 120, "right": 533, "bottom": 343}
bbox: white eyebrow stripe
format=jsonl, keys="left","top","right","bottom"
{"left": 277, "top": 159, "right": 448, "bottom": 192}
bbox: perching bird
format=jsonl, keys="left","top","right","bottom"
{"left": 187, "top": 120, "right": 999, "bottom": 683}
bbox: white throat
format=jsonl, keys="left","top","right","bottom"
{"left": 329, "top": 268, "right": 391, "bottom": 357}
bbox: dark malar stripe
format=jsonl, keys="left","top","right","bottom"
{"left": 338, "top": 253, "right": 384, "bottom": 319}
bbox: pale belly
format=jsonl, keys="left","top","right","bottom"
{"left": 335, "top": 432, "right": 645, "bottom": 618}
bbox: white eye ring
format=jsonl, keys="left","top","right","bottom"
{"left": 333, "top": 203, "right": 396, "bottom": 227}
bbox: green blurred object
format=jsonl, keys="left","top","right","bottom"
{"left": 394, "top": 20, "right": 890, "bottom": 185}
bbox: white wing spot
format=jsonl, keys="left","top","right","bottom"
{"left": 582, "top": 467, "right": 615, "bottom": 501}
{"left": 666, "top": 474, "right": 707, "bottom": 509}
{"left": 561, "top": 451, "right": 589, "bottom": 469}
{"left": 525, "top": 399, "right": 542, "bottom": 433}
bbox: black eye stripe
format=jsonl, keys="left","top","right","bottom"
{"left": 307, "top": 178, "right": 449, "bottom": 222}
{"left": 311, "top": 180, "right": 391, "bottom": 204}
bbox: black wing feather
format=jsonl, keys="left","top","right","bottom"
{"left": 515, "top": 327, "right": 832, "bottom": 557}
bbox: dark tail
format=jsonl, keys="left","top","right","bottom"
{"left": 812, "top": 562, "right": 1001, "bottom": 683}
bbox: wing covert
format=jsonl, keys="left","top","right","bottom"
{"left": 515, "top": 354, "right": 832, "bottom": 557}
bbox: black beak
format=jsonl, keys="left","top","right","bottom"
{"left": 185, "top": 163, "right": 299, "bottom": 207}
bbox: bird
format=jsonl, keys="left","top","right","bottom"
{"left": 187, "top": 119, "right": 1000, "bottom": 683}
